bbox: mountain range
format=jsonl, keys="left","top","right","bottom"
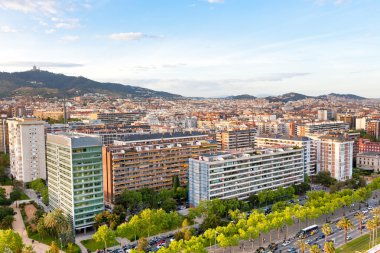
{"left": 0, "top": 69, "right": 367, "bottom": 101}
{"left": 0, "top": 69, "right": 181, "bottom": 98}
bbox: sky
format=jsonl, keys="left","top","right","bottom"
{"left": 0, "top": 0, "right": 379, "bottom": 97}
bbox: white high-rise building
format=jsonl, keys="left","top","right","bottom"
{"left": 47, "top": 133, "right": 104, "bottom": 232}
{"left": 7, "top": 118, "right": 46, "bottom": 182}
{"left": 255, "top": 135, "right": 317, "bottom": 176}
{"left": 189, "top": 148, "right": 304, "bottom": 207}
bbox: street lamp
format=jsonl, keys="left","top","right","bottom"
{"left": 59, "top": 237, "right": 62, "bottom": 250}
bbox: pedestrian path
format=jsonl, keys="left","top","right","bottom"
{"left": 11, "top": 203, "right": 64, "bottom": 253}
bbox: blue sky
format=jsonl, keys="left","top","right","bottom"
{"left": 0, "top": 0, "right": 379, "bottom": 97}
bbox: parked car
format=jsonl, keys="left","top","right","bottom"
{"left": 282, "top": 241, "right": 291, "bottom": 246}
{"left": 347, "top": 236, "right": 352, "bottom": 241}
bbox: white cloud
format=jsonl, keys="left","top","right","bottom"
{"left": 0, "top": 0, "right": 58, "bottom": 15}
{"left": 61, "top": 35, "right": 79, "bottom": 42}
{"left": 207, "top": 0, "right": 224, "bottom": 3}
{"left": 0, "top": 25, "right": 17, "bottom": 33}
{"left": 45, "top": 29, "right": 56, "bottom": 34}
{"left": 52, "top": 17, "right": 80, "bottom": 29}
{"left": 109, "top": 32, "right": 162, "bottom": 41}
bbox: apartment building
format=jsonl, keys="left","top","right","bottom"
{"left": 216, "top": 129, "right": 256, "bottom": 151}
{"left": 255, "top": 135, "right": 316, "bottom": 175}
{"left": 366, "top": 120, "right": 380, "bottom": 139}
{"left": 7, "top": 118, "right": 46, "bottom": 182}
{"left": 188, "top": 148, "right": 304, "bottom": 207}
{"left": 356, "top": 117, "right": 367, "bottom": 130}
{"left": 89, "top": 112, "right": 144, "bottom": 125}
{"left": 256, "top": 121, "right": 286, "bottom": 136}
{"left": 103, "top": 132, "right": 218, "bottom": 203}
{"left": 316, "top": 136, "right": 353, "bottom": 181}
{"left": 357, "top": 152, "right": 380, "bottom": 172}
{"left": 358, "top": 138, "right": 380, "bottom": 153}
{"left": 318, "top": 109, "right": 334, "bottom": 121}
{"left": 296, "top": 121, "right": 349, "bottom": 136}
{"left": 0, "top": 116, "right": 8, "bottom": 153}
{"left": 47, "top": 133, "right": 104, "bottom": 232}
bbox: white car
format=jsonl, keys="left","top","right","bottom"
{"left": 368, "top": 206, "right": 373, "bottom": 210}
{"left": 363, "top": 210, "right": 369, "bottom": 214}
{"left": 282, "top": 241, "right": 291, "bottom": 246}
{"left": 306, "top": 239, "right": 313, "bottom": 244}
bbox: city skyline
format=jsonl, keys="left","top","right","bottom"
{"left": 1, "top": 0, "right": 380, "bottom": 97}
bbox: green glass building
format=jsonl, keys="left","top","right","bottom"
{"left": 47, "top": 133, "right": 104, "bottom": 232}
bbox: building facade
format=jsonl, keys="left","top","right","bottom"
{"left": 297, "top": 121, "right": 349, "bottom": 136}
{"left": 7, "top": 118, "right": 46, "bottom": 182}
{"left": 359, "top": 138, "right": 380, "bottom": 153}
{"left": 366, "top": 120, "right": 380, "bottom": 139}
{"left": 188, "top": 148, "right": 304, "bottom": 207}
{"left": 255, "top": 135, "right": 316, "bottom": 175}
{"left": 318, "top": 109, "right": 333, "bottom": 121}
{"left": 47, "top": 133, "right": 104, "bottom": 232}
{"left": 90, "top": 112, "right": 143, "bottom": 125}
{"left": 216, "top": 129, "right": 256, "bottom": 151}
{"left": 357, "top": 152, "right": 380, "bottom": 172}
{"left": 0, "top": 116, "right": 8, "bottom": 153}
{"left": 102, "top": 132, "right": 218, "bottom": 203}
{"left": 316, "top": 137, "right": 353, "bottom": 181}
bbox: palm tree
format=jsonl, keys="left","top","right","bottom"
{"left": 354, "top": 212, "right": 366, "bottom": 235}
{"left": 322, "top": 223, "right": 332, "bottom": 242}
{"left": 366, "top": 219, "right": 376, "bottom": 248}
{"left": 294, "top": 239, "right": 310, "bottom": 253}
{"left": 337, "top": 217, "right": 354, "bottom": 244}
{"left": 310, "top": 244, "right": 321, "bottom": 253}
{"left": 371, "top": 216, "right": 380, "bottom": 245}
{"left": 324, "top": 241, "right": 335, "bottom": 253}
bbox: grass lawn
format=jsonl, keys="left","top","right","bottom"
{"left": 336, "top": 233, "right": 370, "bottom": 253}
{"left": 81, "top": 238, "right": 119, "bottom": 252}
{"left": 19, "top": 192, "right": 29, "bottom": 200}
{"left": 337, "top": 229, "right": 380, "bottom": 253}
{"left": 0, "top": 177, "right": 13, "bottom": 186}
{"left": 29, "top": 232, "right": 81, "bottom": 253}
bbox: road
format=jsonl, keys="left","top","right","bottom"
{"left": 208, "top": 190, "right": 380, "bottom": 253}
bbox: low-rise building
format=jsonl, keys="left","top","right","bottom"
{"left": 357, "top": 152, "right": 380, "bottom": 172}
{"left": 188, "top": 148, "right": 304, "bottom": 207}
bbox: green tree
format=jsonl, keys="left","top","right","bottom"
{"left": 294, "top": 239, "right": 310, "bottom": 253}
{"left": 172, "top": 175, "right": 180, "bottom": 191}
{"left": 337, "top": 217, "right": 354, "bottom": 244}
{"left": 161, "top": 197, "right": 177, "bottom": 212}
{"left": 46, "top": 241, "right": 59, "bottom": 253}
{"left": 323, "top": 241, "right": 335, "bottom": 253}
{"left": 92, "top": 225, "right": 116, "bottom": 251}
{"left": 310, "top": 244, "right": 321, "bottom": 253}
{"left": 355, "top": 212, "right": 366, "bottom": 235}
{"left": 116, "top": 190, "right": 143, "bottom": 211}
{"left": 137, "top": 237, "right": 148, "bottom": 252}
{"left": 321, "top": 223, "right": 332, "bottom": 242}
{"left": 315, "top": 171, "right": 337, "bottom": 187}
{"left": 0, "top": 229, "right": 24, "bottom": 253}
{"left": 66, "top": 243, "right": 74, "bottom": 253}
{"left": 22, "top": 245, "right": 36, "bottom": 253}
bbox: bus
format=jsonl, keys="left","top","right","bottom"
{"left": 297, "top": 225, "right": 319, "bottom": 238}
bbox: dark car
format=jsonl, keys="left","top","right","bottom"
{"left": 256, "top": 247, "right": 265, "bottom": 253}
{"left": 268, "top": 243, "right": 278, "bottom": 250}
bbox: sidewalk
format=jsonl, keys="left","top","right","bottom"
{"left": 11, "top": 203, "right": 64, "bottom": 253}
